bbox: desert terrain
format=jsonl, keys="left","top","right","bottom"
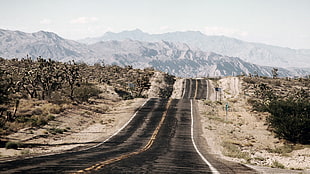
{"left": 1, "top": 76, "right": 309, "bottom": 174}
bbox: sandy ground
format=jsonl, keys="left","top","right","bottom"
{"left": 197, "top": 77, "right": 310, "bottom": 173}
{"left": 0, "top": 84, "right": 147, "bottom": 160}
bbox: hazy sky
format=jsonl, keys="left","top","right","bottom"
{"left": 1, "top": 0, "right": 310, "bottom": 49}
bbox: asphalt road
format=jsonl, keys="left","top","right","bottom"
{"left": 96, "top": 99, "right": 215, "bottom": 173}
{"left": 0, "top": 99, "right": 169, "bottom": 173}
{"left": 0, "top": 78, "right": 257, "bottom": 174}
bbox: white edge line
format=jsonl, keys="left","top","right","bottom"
{"left": 6, "top": 98, "right": 150, "bottom": 162}
{"left": 190, "top": 99, "right": 220, "bottom": 174}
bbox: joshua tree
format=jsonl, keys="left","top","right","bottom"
{"left": 272, "top": 68, "right": 278, "bottom": 78}
{"left": 64, "top": 61, "right": 81, "bottom": 100}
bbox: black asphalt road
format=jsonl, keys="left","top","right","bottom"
{"left": 0, "top": 78, "right": 257, "bottom": 174}
{"left": 96, "top": 99, "right": 213, "bottom": 173}
{"left": 182, "top": 78, "right": 207, "bottom": 100}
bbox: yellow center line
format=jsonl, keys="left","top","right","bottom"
{"left": 72, "top": 99, "right": 172, "bottom": 174}
{"left": 194, "top": 79, "right": 198, "bottom": 99}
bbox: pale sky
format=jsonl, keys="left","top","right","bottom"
{"left": 0, "top": 0, "right": 310, "bottom": 49}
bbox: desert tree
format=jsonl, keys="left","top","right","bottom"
{"left": 64, "top": 60, "right": 81, "bottom": 100}
{"left": 272, "top": 68, "right": 278, "bottom": 78}
{"left": 0, "top": 67, "right": 15, "bottom": 125}
{"left": 35, "top": 57, "right": 64, "bottom": 100}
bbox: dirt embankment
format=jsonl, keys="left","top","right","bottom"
{"left": 198, "top": 77, "right": 310, "bottom": 173}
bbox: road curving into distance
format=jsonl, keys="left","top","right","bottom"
{"left": 0, "top": 78, "right": 257, "bottom": 174}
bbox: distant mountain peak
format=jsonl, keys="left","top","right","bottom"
{"left": 129, "top": 28, "right": 145, "bottom": 33}
{"left": 0, "top": 28, "right": 91, "bottom": 60}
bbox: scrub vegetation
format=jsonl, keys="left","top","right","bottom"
{"left": 0, "top": 57, "right": 162, "bottom": 136}
{"left": 243, "top": 76, "right": 310, "bottom": 144}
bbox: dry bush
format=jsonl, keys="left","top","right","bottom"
{"left": 222, "top": 140, "right": 251, "bottom": 161}
{"left": 41, "top": 103, "right": 63, "bottom": 114}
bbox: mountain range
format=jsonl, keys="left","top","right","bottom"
{"left": 80, "top": 29, "right": 310, "bottom": 69}
{"left": 0, "top": 28, "right": 309, "bottom": 77}
{"left": 0, "top": 29, "right": 95, "bottom": 62}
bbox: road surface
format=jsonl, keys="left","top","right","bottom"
{"left": 0, "top": 78, "right": 256, "bottom": 173}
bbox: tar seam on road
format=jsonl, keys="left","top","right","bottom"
{"left": 73, "top": 99, "right": 172, "bottom": 174}
{"left": 190, "top": 99, "right": 220, "bottom": 174}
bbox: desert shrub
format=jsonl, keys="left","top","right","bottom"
{"left": 274, "top": 80, "right": 282, "bottom": 86}
{"left": 29, "top": 116, "right": 48, "bottom": 127}
{"left": 32, "top": 108, "right": 43, "bottom": 115}
{"left": 249, "top": 99, "right": 268, "bottom": 112}
{"left": 266, "top": 97, "right": 310, "bottom": 144}
{"left": 203, "top": 100, "right": 213, "bottom": 106}
{"left": 222, "top": 141, "right": 250, "bottom": 161}
{"left": 123, "top": 94, "right": 134, "bottom": 100}
{"left": 243, "top": 77, "right": 259, "bottom": 84}
{"left": 16, "top": 114, "right": 51, "bottom": 127}
{"left": 159, "top": 88, "right": 173, "bottom": 99}
{"left": 5, "top": 141, "right": 23, "bottom": 149}
{"left": 48, "top": 91, "right": 70, "bottom": 104}
{"left": 48, "top": 105, "right": 62, "bottom": 114}
{"left": 47, "top": 114, "right": 55, "bottom": 121}
{"left": 267, "top": 144, "right": 294, "bottom": 154}
{"left": 48, "top": 128, "right": 65, "bottom": 134}
{"left": 41, "top": 104, "right": 63, "bottom": 114}
{"left": 216, "top": 101, "right": 222, "bottom": 105}
{"left": 74, "top": 83, "right": 101, "bottom": 102}
{"left": 115, "top": 88, "right": 133, "bottom": 100}
{"left": 271, "top": 160, "right": 285, "bottom": 169}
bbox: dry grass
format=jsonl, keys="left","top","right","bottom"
{"left": 267, "top": 144, "right": 309, "bottom": 156}
{"left": 271, "top": 160, "right": 285, "bottom": 169}
{"left": 222, "top": 140, "right": 251, "bottom": 162}
{"left": 41, "top": 103, "right": 63, "bottom": 114}
{"left": 207, "top": 115, "right": 232, "bottom": 124}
